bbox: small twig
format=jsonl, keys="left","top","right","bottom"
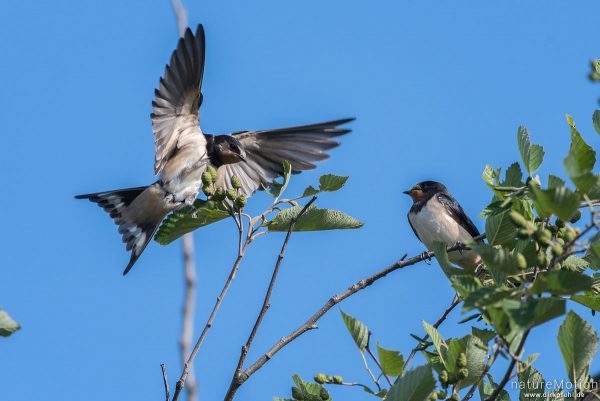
{"left": 172, "top": 220, "right": 250, "bottom": 401}
{"left": 161, "top": 364, "right": 170, "bottom": 401}
{"left": 365, "top": 335, "right": 392, "bottom": 387}
{"left": 462, "top": 342, "right": 501, "bottom": 401}
{"left": 223, "top": 236, "right": 484, "bottom": 401}
{"left": 403, "top": 294, "right": 462, "bottom": 371}
{"left": 360, "top": 350, "right": 382, "bottom": 391}
{"left": 225, "top": 197, "right": 318, "bottom": 401}
{"left": 484, "top": 330, "right": 531, "bottom": 401}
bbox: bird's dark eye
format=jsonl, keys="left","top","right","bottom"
{"left": 229, "top": 143, "right": 237, "bottom": 151}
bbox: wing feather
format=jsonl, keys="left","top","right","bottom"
{"left": 151, "top": 25, "right": 205, "bottom": 175}
{"left": 436, "top": 193, "right": 480, "bottom": 238}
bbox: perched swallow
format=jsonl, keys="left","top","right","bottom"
{"left": 404, "top": 181, "right": 481, "bottom": 269}
{"left": 76, "top": 25, "right": 353, "bottom": 274}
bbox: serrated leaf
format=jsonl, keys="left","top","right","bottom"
{"left": 470, "top": 243, "right": 521, "bottom": 275}
{"left": 431, "top": 241, "right": 464, "bottom": 278}
{"left": 290, "top": 375, "right": 331, "bottom": 401}
{"left": 518, "top": 366, "right": 545, "bottom": 401}
{"left": 518, "top": 125, "right": 544, "bottom": 176}
{"left": 264, "top": 161, "right": 292, "bottom": 199}
{"left": 154, "top": 199, "right": 229, "bottom": 245}
{"left": 593, "top": 110, "right": 600, "bottom": 135}
{"left": 267, "top": 205, "right": 363, "bottom": 231}
{"left": 377, "top": 343, "right": 405, "bottom": 377}
{"left": 530, "top": 270, "right": 593, "bottom": 295}
{"left": 529, "top": 184, "right": 581, "bottom": 221}
{"left": 0, "top": 308, "right": 20, "bottom": 337}
{"left": 340, "top": 310, "right": 369, "bottom": 351}
{"left": 422, "top": 321, "right": 447, "bottom": 366}
{"left": 503, "top": 162, "right": 524, "bottom": 187}
{"left": 479, "top": 378, "right": 511, "bottom": 401}
{"left": 564, "top": 122, "right": 597, "bottom": 193}
{"left": 301, "top": 174, "right": 349, "bottom": 198}
{"left": 472, "top": 327, "right": 496, "bottom": 344}
{"left": 463, "top": 286, "right": 514, "bottom": 311}
{"left": 387, "top": 365, "right": 435, "bottom": 401}
{"left": 557, "top": 311, "right": 598, "bottom": 388}
{"left": 486, "top": 210, "right": 517, "bottom": 246}
{"left": 562, "top": 255, "right": 589, "bottom": 272}
{"left": 571, "top": 294, "right": 600, "bottom": 312}
{"left": 450, "top": 275, "right": 483, "bottom": 300}
{"left": 548, "top": 175, "right": 566, "bottom": 189}
{"left": 501, "top": 298, "right": 565, "bottom": 330}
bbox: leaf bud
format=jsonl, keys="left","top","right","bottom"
{"left": 536, "top": 251, "right": 548, "bottom": 267}
{"left": 563, "top": 229, "right": 576, "bottom": 242}
{"left": 550, "top": 243, "right": 563, "bottom": 257}
{"left": 436, "top": 391, "right": 447, "bottom": 400}
{"left": 291, "top": 387, "right": 303, "bottom": 400}
{"left": 439, "top": 370, "right": 449, "bottom": 384}
{"left": 332, "top": 376, "right": 343, "bottom": 385}
{"left": 509, "top": 211, "right": 529, "bottom": 228}
{"left": 201, "top": 171, "right": 213, "bottom": 186}
{"left": 230, "top": 175, "right": 243, "bottom": 190}
{"left": 517, "top": 229, "right": 530, "bottom": 239}
{"left": 556, "top": 237, "right": 565, "bottom": 246}
{"left": 213, "top": 187, "right": 226, "bottom": 202}
{"left": 320, "top": 387, "right": 329, "bottom": 401}
{"left": 202, "top": 185, "right": 215, "bottom": 197}
{"left": 234, "top": 195, "right": 247, "bottom": 211}
{"left": 226, "top": 189, "right": 238, "bottom": 200}
{"left": 314, "top": 374, "right": 328, "bottom": 384}
{"left": 457, "top": 368, "right": 469, "bottom": 380}
{"left": 207, "top": 165, "right": 218, "bottom": 182}
{"left": 516, "top": 253, "right": 527, "bottom": 270}
{"left": 570, "top": 210, "right": 582, "bottom": 223}
{"left": 451, "top": 392, "right": 460, "bottom": 401}
{"left": 429, "top": 395, "right": 438, "bottom": 401}
{"left": 457, "top": 352, "right": 467, "bottom": 368}
{"left": 556, "top": 219, "right": 566, "bottom": 228}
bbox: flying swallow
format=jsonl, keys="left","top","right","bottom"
{"left": 404, "top": 181, "right": 481, "bottom": 269}
{"left": 76, "top": 25, "right": 353, "bottom": 274}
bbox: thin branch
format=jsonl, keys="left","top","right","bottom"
{"left": 360, "top": 350, "right": 382, "bottom": 391}
{"left": 365, "top": 333, "right": 392, "bottom": 387}
{"left": 180, "top": 234, "right": 198, "bottom": 401}
{"left": 170, "top": 0, "right": 188, "bottom": 37}
{"left": 225, "top": 197, "right": 318, "bottom": 401}
{"left": 161, "top": 364, "right": 170, "bottom": 401}
{"left": 404, "top": 294, "right": 461, "bottom": 371}
{"left": 484, "top": 329, "right": 531, "bottom": 401}
{"left": 223, "top": 235, "right": 484, "bottom": 401}
{"left": 172, "top": 220, "right": 249, "bottom": 401}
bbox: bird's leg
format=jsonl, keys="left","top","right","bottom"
{"left": 420, "top": 250, "right": 432, "bottom": 264}
{"left": 184, "top": 196, "right": 200, "bottom": 218}
{"left": 452, "top": 241, "right": 465, "bottom": 255}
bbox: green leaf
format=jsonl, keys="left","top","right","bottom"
{"left": 501, "top": 298, "right": 565, "bottom": 330}
{"left": 0, "top": 308, "right": 20, "bottom": 337}
{"left": 463, "top": 286, "right": 514, "bottom": 311}
{"left": 340, "top": 310, "right": 369, "bottom": 351}
{"left": 564, "top": 120, "right": 597, "bottom": 193}
{"left": 530, "top": 270, "right": 593, "bottom": 295}
{"left": 387, "top": 365, "right": 436, "bottom": 401}
{"left": 529, "top": 184, "right": 580, "bottom": 221}
{"left": 571, "top": 294, "right": 600, "bottom": 312}
{"left": 470, "top": 243, "right": 521, "bottom": 275}
{"left": 557, "top": 310, "right": 599, "bottom": 387}
{"left": 450, "top": 275, "right": 483, "bottom": 300}
{"left": 472, "top": 327, "right": 496, "bottom": 344}
{"left": 377, "top": 343, "right": 405, "bottom": 377}
{"left": 302, "top": 174, "right": 349, "bottom": 197}
{"left": 486, "top": 210, "right": 517, "bottom": 246}
{"left": 290, "top": 375, "right": 331, "bottom": 401}
{"left": 548, "top": 175, "right": 566, "bottom": 189}
{"left": 463, "top": 335, "right": 487, "bottom": 386}
{"left": 422, "top": 321, "right": 447, "bottom": 366}
{"left": 431, "top": 241, "right": 464, "bottom": 278}
{"left": 518, "top": 365, "right": 545, "bottom": 401}
{"left": 264, "top": 161, "right": 292, "bottom": 199}
{"left": 267, "top": 205, "right": 363, "bottom": 232}
{"left": 503, "top": 162, "right": 524, "bottom": 187}
{"left": 154, "top": 199, "right": 229, "bottom": 245}
{"left": 562, "top": 255, "right": 589, "bottom": 272}
{"left": 479, "top": 378, "right": 511, "bottom": 401}
{"left": 518, "top": 125, "right": 544, "bottom": 176}
{"left": 593, "top": 110, "right": 600, "bottom": 135}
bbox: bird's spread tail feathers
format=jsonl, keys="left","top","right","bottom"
{"left": 75, "top": 183, "right": 173, "bottom": 274}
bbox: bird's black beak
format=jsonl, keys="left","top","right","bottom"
{"left": 403, "top": 190, "right": 411, "bottom": 195}
{"left": 239, "top": 154, "right": 247, "bottom": 163}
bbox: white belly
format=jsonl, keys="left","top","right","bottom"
{"left": 409, "top": 199, "right": 480, "bottom": 268}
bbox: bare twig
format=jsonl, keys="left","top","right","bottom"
{"left": 161, "top": 364, "right": 170, "bottom": 401}
{"left": 222, "top": 236, "right": 484, "bottom": 401}
{"left": 365, "top": 340, "right": 393, "bottom": 387}
{"left": 172, "top": 220, "right": 250, "bottom": 401}
{"left": 225, "top": 197, "right": 318, "bottom": 401}
{"left": 180, "top": 234, "right": 198, "bottom": 401}
{"left": 484, "top": 330, "right": 531, "bottom": 401}
{"left": 360, "top": 350, "right": 382, "bottom": 391}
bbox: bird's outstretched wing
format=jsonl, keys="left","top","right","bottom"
{"left": 215, "top": 118, "right": 354, "bottom": 196}
{"left": 436, "top": 192, "right": 480, "bottom": 238}
{"left": 151, "top": 25, "right": 205, "bottom": 175}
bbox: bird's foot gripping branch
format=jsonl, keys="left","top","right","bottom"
{"left": 155, "top": 161, "right": 364, "bottom": 401}
{"left": 275, "top": 111, "right": 600, "bottom": 401}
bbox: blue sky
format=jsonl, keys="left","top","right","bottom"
{"left": 1, "top": 0, "right": 600, "bottom": 400}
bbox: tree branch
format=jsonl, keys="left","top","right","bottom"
{"left": 223, "top": 236, "right": 484, "bottom": 400}
{"left": 161, "top": 363, "right": 170, "bottom": 401}
{"left": 180, "top": 233, "right": 198, "bottom": 401}
{"left": 224, "top": 197, "right": 318, "bottom": 401}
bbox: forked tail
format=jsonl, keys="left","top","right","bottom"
{"left": 75, "top": 183, "right": 172, "bottom": 274}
